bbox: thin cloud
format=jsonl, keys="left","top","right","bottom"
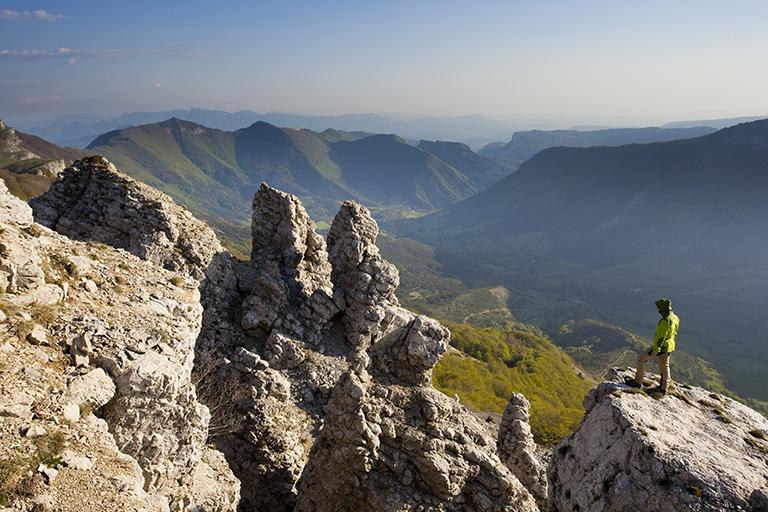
{"left": 20, "top": 95, "right": 63, "bottom": 105}
{"left": 0, "top": 9, "right": 65, "bottom": 21}
{"left": 0, "top": 45, "right": 201, "bottom": 60}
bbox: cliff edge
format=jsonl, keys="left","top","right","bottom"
{"left": 549, "top": 368, "right": 768, "bottom": 511}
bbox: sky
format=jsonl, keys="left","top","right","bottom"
{"left": 2, "top": 0, "right": 768, "bottom": 125}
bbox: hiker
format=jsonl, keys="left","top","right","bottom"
{"left": 626, "top": 298, "right": 680, "bottom": 394}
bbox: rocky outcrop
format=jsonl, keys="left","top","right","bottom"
{"left": 14, "top": 158, "right": 68, "bottom": 178}
{"left": 0, "top": 118, "right": 37, "bottom": 161}
{"left": 6, "top": 158, "right": 540, "bottom": 511}
{"left": 240, "top": 183, "right": 339, "bottom": 343}
{"left": 241, "top": 185, "right": 536, "bottom": 510}
{"left": 190, "top": 182, "right": 540, "bottom": 511}
{"left": 0, "top": 177, "right": 239, "bottom": 510}
{"left": 497, "top": 393, "right": 548, "bottom": 510}
{"left": 326, "top": 200, "right": 399, "bottom": 349}
{"left": 296, "top": 367, "right": 538, "bottom": 512}
{"left": 549, "top": 368, "right": 768, "bottom": 511}
{"left": 30, "top": 156, "right": 221, "bottom": 279}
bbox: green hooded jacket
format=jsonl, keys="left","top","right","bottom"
{"left": 653, "top": 311, "right": 680, "bottom": 354}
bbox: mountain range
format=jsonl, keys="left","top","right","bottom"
{"left": 20, "top": 108, "right": 563, "bottom": 149}
{"left": 85, "top": 118, "right": 512, "bottom": 249}
{"left": 21, "top": 108, "right": 764, "bottom": 152}
{"left": 479, "top": 126, "right": 717, "bottom": 168}
{"left": 392, "top": 119, "right": 768, "bottom": 402}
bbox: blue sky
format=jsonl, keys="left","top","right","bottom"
{"left": 2, "top": 0, "right": 768, "bottom": 124}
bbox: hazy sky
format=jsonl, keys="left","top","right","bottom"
{"left": 2, "top": 0, "right": 768, "bottom": 124}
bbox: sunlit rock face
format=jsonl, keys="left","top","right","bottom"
{"left": 549, "top": 368, "right": 768, "bottom": 512}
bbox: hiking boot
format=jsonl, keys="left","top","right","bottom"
{"left": 624, "top": 377, "right": 642, "bottom": 388}
{"left": 648, "top": 386, "right": 667, "bottom": 395}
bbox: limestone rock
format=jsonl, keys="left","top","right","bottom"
{"left": 103, "top": 350, "right": 211, "bottom": 496}
{"left": 549, "top": 368, "right": 768, "bottom": 511}
{"left": 64, "top": 367, "right": 116, "bottom": 410}
{"left": 25, "top": 424, "right": 47, "bottom": 437}
{"left": 296, "top": 370, "right": 539, "bottom": 512}
{"left": 63, "top": 401, "right": 80, "bottom": 423}
{"left": 327, "top": 201, "right": 400, "bottom": 348}
{"left": 265, "top": 330, "right": 306, "bottom": 370}
{"left": 497, "top": 393, "right": 548, "bottom": 509}
{"left": 59, "top": 450, "right": 94, "bottom": 471}
{"left": 0, "top": 177, "right": 35, "bottom": 226}
{"left": 0, "top": 119, "right": 37, "bottom": 161}
{"left": 1, "top": 176, "right": 239, "bottom": 510}
{"left": 197, "top": 187, "right": 516, "bottom": 511}
{"left": 240, "top": 184, "right": 339, "bottom": 344}
{"left": 30, "top": 156, "right": 222, "bottom": 279}
{"left": 250, "top": 182, "right": 333, "bottom": 298}
{"left": 26, "top": 324, "right": 49, "bottom": 345}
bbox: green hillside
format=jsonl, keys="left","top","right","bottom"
{"left": 417, "top": 140, "right": 511, "bottom": 188}
{"left": 380, "top": 230, "right": 768, "bottom": 418}
{"left": 88, "top": 118, "right": 513, "bottom": 245}
{"left": 0, "top": 120, "right": 87, "bottom": 201}
{"left": 433, "top": 322, "right": 593, "bottom": 445}
{"left": 331, "top": 134, "right": 480, "bottom": 209}
{"left": 379, "top": 233, "right": 594, "bottom": 444}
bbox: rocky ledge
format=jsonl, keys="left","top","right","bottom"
{"left": 549, "top": 368, "right": 768, "bottom": 511}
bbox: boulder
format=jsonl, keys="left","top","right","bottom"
{"left": 549, "top": 368, "right": 768, "bottom": 511}
{"left": 65, "top": 367, "right": 116, "bottom": 410}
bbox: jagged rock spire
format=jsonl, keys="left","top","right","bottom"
{"left": 498, "top": 393, "right": 548, "bottom": 509}
{"left": 250, "top": 182, "right": 333, "bottom": 299}
{"left": 241, "top": 183, "right": 338, "bottom": 341}
{"left": 327, "top": 200, "right": 399, "bottom": 348}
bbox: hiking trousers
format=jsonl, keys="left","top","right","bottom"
{"left": 634, "top": 351, "right": 671, "bottom": 391}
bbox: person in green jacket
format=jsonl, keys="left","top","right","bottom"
{"left": 626, "top": 298, "right": 680, "bottom": 394}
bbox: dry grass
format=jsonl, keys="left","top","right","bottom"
{"left": 0, "top": 431, "right": 65, "bottom": 505}
{"left": 28, "top": 304, "right": 59, "bottom": 327}
{"left": 698, "top": 399, "right": 733, "bottom": 424}
{"left": 744, "top": 435, "right": 768, "bottom": 454}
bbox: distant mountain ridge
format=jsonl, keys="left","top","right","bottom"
{"left": 662, "top": 115, "right": 768, "bottom": 129}
{"left": 393, "top": 120, "right": 768, "bottom": 402}
{"left": 479, "top": 126, "right": 718, "bottom": 168}
{"left": 87, "top": 118, "right": 513, "bottom": 249}
{"left": 22, "top": 108, "right": 560, "bottom": 149}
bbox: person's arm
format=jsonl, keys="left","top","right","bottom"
{"left": 653, "top": 318, "right": 672, "bottom": 354}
